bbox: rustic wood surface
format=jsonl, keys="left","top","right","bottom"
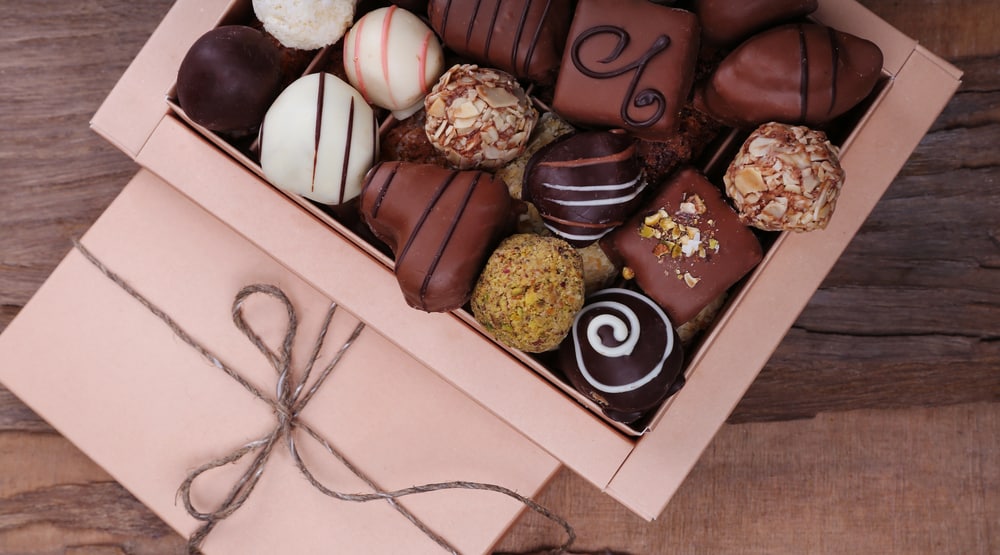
{"left": 0, "top": 1, "right": 997, "bottom": 553}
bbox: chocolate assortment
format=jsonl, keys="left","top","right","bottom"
{"left": 173, "top": 1, "right": 886, "bottom": 427}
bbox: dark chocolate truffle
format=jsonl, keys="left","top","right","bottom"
{"left": 603, "top": 168, "right": 763, "bottom": 325}
{"left": 696, "top": 0, "right": 818, "bottom": 46}
{"left": 552, "top": 0, "right": 700, "bottom": 141}
{"left": 524, "top": 131, "right": 646, "bottom": 247}
{"left": 359, "top": 161, "right": 515, "bottom": 312}
{"left": 427, "top": 0, "right": 573, "bottom": 84}
{"left": 176, "top": 26, "right": 283, "bottom": 133}
{"left": 700, "top": 23, "right": 884, "bottom": 128}
{"left": 558, "top": 287, "right": 684, "bottom": 423}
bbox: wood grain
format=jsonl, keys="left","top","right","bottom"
{"left": 0, "top": 0, "right": 997, "bottom": 553}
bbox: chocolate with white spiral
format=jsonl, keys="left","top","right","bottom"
{"left": 558, "top": 288, "right": 683, "bottom": 423}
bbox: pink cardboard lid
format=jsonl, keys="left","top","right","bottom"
{"left": 0, "top": 169, "right": 561, "bottom": 554}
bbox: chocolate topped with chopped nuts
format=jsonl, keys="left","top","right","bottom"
{"left": 603, "top": 168, "right": 763, "bottom": 325}
{"left": 424, "top": 64, "right": 538, "bottom": 170}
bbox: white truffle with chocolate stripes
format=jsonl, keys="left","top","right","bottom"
{"left": 259, "top": 73, "right": 379, "bottom": 206}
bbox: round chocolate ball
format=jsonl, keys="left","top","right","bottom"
{"left": 558, "top": 288, "right": 684, "bottom": 423}
{"left": 176, "top": 26, "right": 283, "bottom": 133}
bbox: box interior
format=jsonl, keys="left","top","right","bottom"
{"left": 159, "top": 0, "right": 898, "bottom": 438}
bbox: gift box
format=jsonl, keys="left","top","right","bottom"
{"left": 0, "top": 0, "right": 961, "bottom": 552}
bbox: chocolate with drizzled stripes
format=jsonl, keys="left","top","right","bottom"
{"left": 260, "top": 73, "right": 379, "bottom": 205}
{"left": 359, "top": 161, "right": 515, "bottom": 312}
{"left": 523, "top": 131, "right": 646, "bottom": 247}
{"left": 699, "top": 23, "right": 883, "bottom": 127}
{"left": 427, "top": 0, "right": 573, "bottom": 85}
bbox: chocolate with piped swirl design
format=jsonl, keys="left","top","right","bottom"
{"left": 558, "top": 288, "right": 684, "bottom": 424}
{"left": 552, "top": 0, "right": 700, "bottom": 141}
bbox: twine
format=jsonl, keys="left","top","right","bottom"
{"left": 71, "top": 239, "right": 575, "bottom": 554}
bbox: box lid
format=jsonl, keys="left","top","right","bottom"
{"left": 0, "top": 169, "right": 562, "bottom": 554}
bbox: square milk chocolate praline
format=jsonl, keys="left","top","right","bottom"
{"left": 552, "top": 0, "right": 700, "bottom": 141}
{"left": 604, "top": 168, "right": 763, "bottom": 325}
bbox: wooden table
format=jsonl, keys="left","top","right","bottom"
{"left": 1, "top": 1, "right": 997, "bottom": 553}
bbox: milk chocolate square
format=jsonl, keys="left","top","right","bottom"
{"left": 604, "top": 168, "right": 763, "bottom": 324}
{"left": 552, "top": 0, "right": 700, "bottom": 141}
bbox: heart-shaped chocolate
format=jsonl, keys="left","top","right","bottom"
{"left": 359, "top": 161, "right": 515, "bottom": 312}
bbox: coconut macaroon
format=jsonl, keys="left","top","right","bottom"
{"left": 724, "top": 122, "right": 846, "bottom": 232}
{"left": 253, "top": 0, "right": 355, "bottom": 50}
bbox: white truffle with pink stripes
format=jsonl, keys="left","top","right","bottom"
{"left": 343, "top": 6, "right": 445, "bottom": 119}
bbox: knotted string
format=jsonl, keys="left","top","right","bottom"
{"left": 71, "top": 239, "right": 575, "bottom": 554}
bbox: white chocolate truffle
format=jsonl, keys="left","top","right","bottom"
{"left": 259, "top": 73, "right": 379, "bottom": 205}
{"left": 343, "top": 6, "right": 445, "bottom": 120}
{"left": 252, "top": 0, "right": 355, "bottom": 50}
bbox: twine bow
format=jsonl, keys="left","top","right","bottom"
{"left": 72, "top": 239, "right": 575, "bottom": 554}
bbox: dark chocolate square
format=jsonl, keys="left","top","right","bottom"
{"left": 605, "top": 168, "right": 763, "bottom": 324}
{"left": 552, "top": 0, "right": 700, "bottom": 141}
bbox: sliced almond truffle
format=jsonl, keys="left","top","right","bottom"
{"left": 724, "top": 122, "right": 845, "bottom": 231}
{"left": 424, "top": 64, "right": 538, "bottom": 169}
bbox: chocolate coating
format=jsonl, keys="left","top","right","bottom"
{"left": 524, "top": 131, "right": 646, "bottom": 247}
{"left": 552, "top": 0, "right": 700, "bottom": 141}
{"left": 558, "top": 288, "right": 684, "bottom": 423}
{"left": 700, "top": 23, "right": 884, "bottom": 127}
{"left": 603, "top": 168, "right": 763, "bottom": 325}
{"left": 176, "top": 26, "right": 283, "bottom": 133}
{"left": 696, "top": 0, "right": 818, "bottom": 46}
{"left": 359, "top": 161, "right": 514, "bottom": 312}
{"left": 427, "top": 0, "right": 573, "bottom": 84}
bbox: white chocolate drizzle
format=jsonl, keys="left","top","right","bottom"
{"left": 572, "top": 288, "right": 674, "bottom": 394}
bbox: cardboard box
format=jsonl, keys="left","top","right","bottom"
{"left": 0, "top": 0, "right": 961, "bottom": 551}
